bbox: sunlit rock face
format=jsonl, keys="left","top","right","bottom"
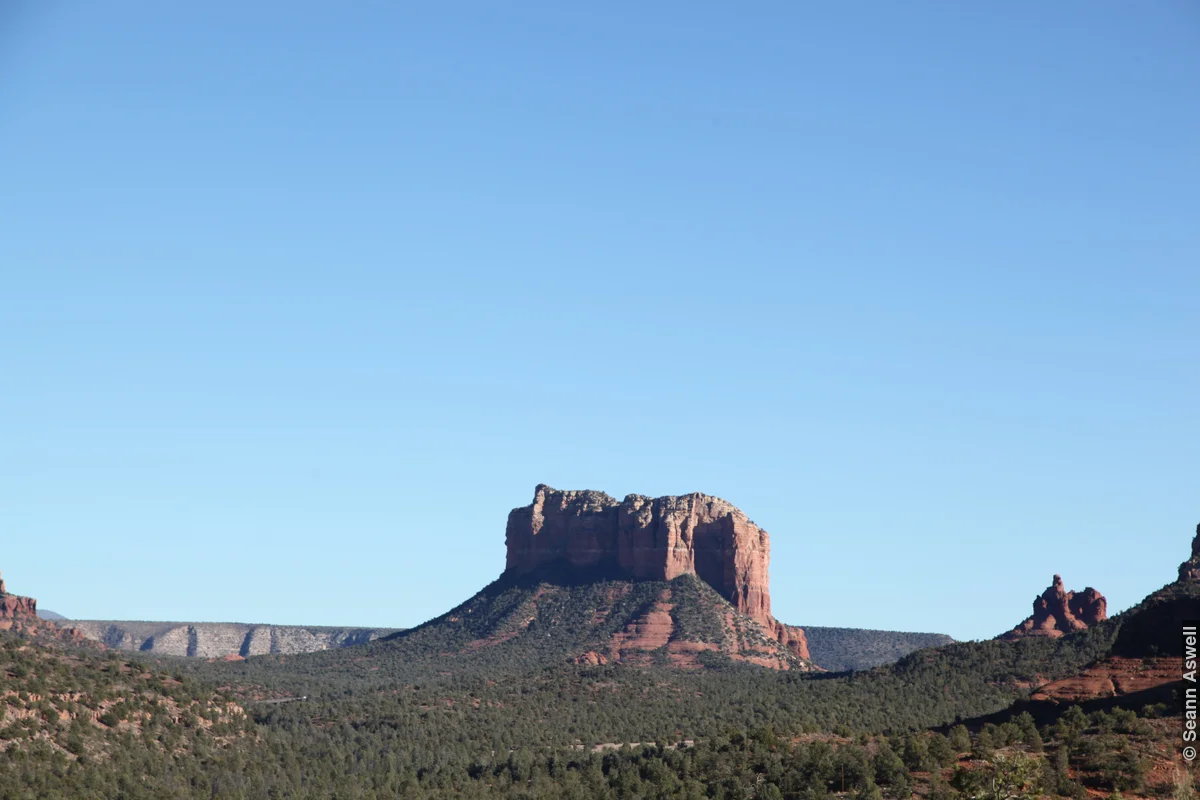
{"left": 504, "top": 484, "right": 807, "bottom": 660}
{"left": 1000, "top": 574, "right": 1107, "bottom": 640}
{"left": 0, "top": 571, "right": 40, "bottom": 626}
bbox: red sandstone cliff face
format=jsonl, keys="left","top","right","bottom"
{"left": 617, "top": 493, "right": 772, "bottom": 626}
{"left": 0, "top": 570, "right": 46, "bottom": 634}
{"left": 505, "top": 485, "right": 809, "bottom": 661}
{"left": 1001, "top": 574, "right": 1107, "bottom": 640}
{"left": 0, "top": 571, "right": 38, "bottom": 620}
{"left": 505, "top": 487, "right": 621, "bottom": 573}
{"left": 772, "top": 622, "right": 812, "bottom": 662}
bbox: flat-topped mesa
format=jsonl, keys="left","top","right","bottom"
{"left": 0, "top": 570, "right": 40, "bottom": 622}
{"left": 506, "top": 485, "right": 807, "bottom": 659}
{"left": 1001, "top": 574, "right": 1107, "bottom": 640}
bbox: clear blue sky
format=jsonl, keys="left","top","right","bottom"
{"left": 2, "top": 2, "right": 1196, "bottom": 642}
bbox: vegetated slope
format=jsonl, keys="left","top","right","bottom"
{"left": 1109, "top": 577, "right": 1200, "bottom": 658}
{"left": 0, "top": 595, "right": 1161, "bottom": 799}
{"left": 920, "top": 578, "right": 1199, "bottom": 798}
{"left": 2, "top": 569, "right": 1167, "bottom": 798}
{"left": 66, "top": 619, "right": 400, "bottom": 658}
{"left": 378, "top": 569, "right": 812, "bottom": 672}
{"left": 988, "top": 525, "right": 1200, "bottom": 722}
{"left": 0, "top": 629, "right": 251, "bottom": 798}
{"left": 799, "top": 626, "right": 954, "bottom": 671}
{"left": 965, "top": 578, "right": 1200, "bottom": 729}
{"left": 187, "top": 581, "right": 1118, "bottom": 745}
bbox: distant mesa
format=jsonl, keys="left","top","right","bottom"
{"left": 1000, "top": 574, "right": 1107, "bottom": 640}
{"left": 799, "top": 627, "right": 955, "bottom": 672}
{"left": 67, "top": 621, "right": 402, "bottom": 658}
{"left": 36, "top": 609, "right": 67, "bottom": 621}
{"left": 505, "top": 484, "right": 811, "bottom": 662}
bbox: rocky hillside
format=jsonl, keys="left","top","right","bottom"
{"left": 0, "top": 627, "right": 250, "bottom": 787}
{"left": 961, "top": 519, "right": 1199, "bottom": 729}
{"left": 506, "top": 484, "right": 809, "bottom": 660}
{"left": 65, "top": 620, "right": 400, "bottom": 658}
{"left": 386, "top": 569, "right": 816, "bottom": 671}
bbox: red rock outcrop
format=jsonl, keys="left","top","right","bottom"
{"left": 600, "top": 588, "right": 811, "bottom": 670}
{"left": 572, "top": 651, "right": 609, "bottom": 666}
{"left": 505, "top": 484, "right": 809, "bottom": 661}
{"left": 0, "top": 571, "right": 94, "bottom": 646}
{"left": 1001, "top": 574, "right": 1107, "bottom": 640}
{"left": 0, "top": 571, "right": 39, "bottom": 622}
{"left": 772, "top": 622, "right": 812, "bottom": 662}
{"left": 1029, "top": 657, "right": 1176, "bottom": 704}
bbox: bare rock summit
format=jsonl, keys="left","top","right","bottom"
{"left": 1001, "top": 574, "right": 1107, "bottom": 640}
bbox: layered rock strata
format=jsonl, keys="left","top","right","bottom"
{"left": 505, "top": 484, "right": 809, "bottom": 660}
{"left": 66, "top": 620, "right": 400, "bottom": 658}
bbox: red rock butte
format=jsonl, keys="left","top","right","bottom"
{"left": 0, "top": 570, "right": 40, "bottom": 625}
{"left": 505, "top": 484, "right": 810, "bottom": 661}
{"left": 1001, "top": 574, "right": 1107, "bottom": 640}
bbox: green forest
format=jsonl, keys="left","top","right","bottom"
{"left": 0, "top": 575, "right": 1193, "bottom": 799}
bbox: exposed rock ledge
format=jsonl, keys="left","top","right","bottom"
{"left": 67, "top": 620, "right": 401, "bottom": 658}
